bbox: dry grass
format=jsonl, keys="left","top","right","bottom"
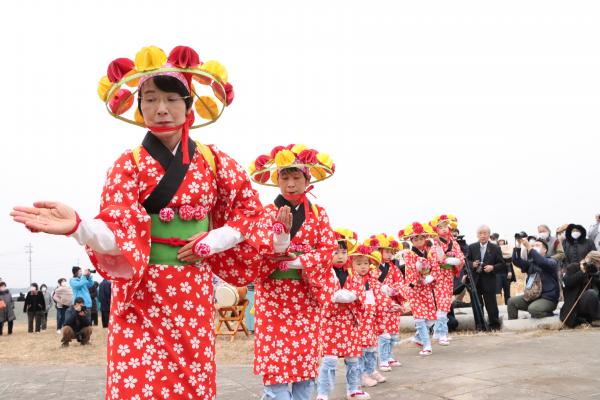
{"left": 0, "top": 320, "right": 255, "bottom": 366}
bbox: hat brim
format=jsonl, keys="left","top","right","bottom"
{"left": 104, "top": 67, "right": 228, "bottom": 129}
{"left": 250, "top": 163, "right": 334, "bottom": 187}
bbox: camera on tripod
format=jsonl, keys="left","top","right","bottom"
{"left": 514, "top": 231, "right": 528, "bottom": 240}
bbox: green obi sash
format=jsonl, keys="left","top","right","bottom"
{"left": 440, "top": 264, "right": 454, "bottom": 270}
{"left": 149, "top": 213, "right": 209, "bottom": 266}
{"left": 269, "top": 269, "right": 302, "bottom": 280}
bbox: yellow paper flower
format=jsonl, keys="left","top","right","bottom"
{"left": 274, "top": 149, "right": 296, "bottom": 168}
{"left": 194, "top": 96, "right": 219, "bottom": 121}
{"left": 97, "top": 76, "right": 113, "bottom": 101}
{"left": 291, "top": 144, "right": 307, "bottom": 154}
{"left": 124, "top": 69, "right": 141, "bottom": 87}
{"left": 200, "top": 60, "right": 228, "bottom": 83}
{"left": 310, "top": 166, "right": 327, "bottom": 180}
{"left": 316, "top": 152, "right": 333, "bottom": 169}
{"left": 271, "top": 170, "right": 279, "bottom": 185}
{"left": 370, "top": 250, "right": 382, "bottom": 265}
{"left": 134, "top": 46, "right": 167, "bottom": 72}
{"left": 134, "top": 108, "right": 145, "bottom": 125}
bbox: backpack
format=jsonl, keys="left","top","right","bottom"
{"left": 523, "top": 271, "right": 543, "bottom": 302}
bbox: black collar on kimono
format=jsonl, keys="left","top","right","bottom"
{"left": 333, "top": 265, "right": 348, "bottom": 289}
{"left": 273, "top": 195, "right": 310, "bottom": 239}
{"left": 412, "top": 246, "right": 428, "bottom": 258}
{"left": 378, "top": 262, "right": 390, "bottom": 283}
{"left": 140, "top": 132, "right": 197, "bottom": 213}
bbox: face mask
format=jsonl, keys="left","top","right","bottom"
{"left": 42, "top": 288, "right": 46, "bottom": 292}
{"left": 539, "top": 232, "right": 549, "bottom": 240}
{"left": 571, "top": 231, "right": 581, "bottom": 240}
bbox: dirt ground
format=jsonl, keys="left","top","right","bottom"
{"left": 0, "top": 319, "right": 255, "bottom": 367}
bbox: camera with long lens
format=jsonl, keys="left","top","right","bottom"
{"left": 514, "top": 231, "right": 528, "bottom": 240}
{"left": 583, "top": 262, "right": 599, "bottom": 277}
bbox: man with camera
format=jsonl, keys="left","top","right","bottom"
{"left": 61, "top": 297, "right": 92, "bottom": 347}
{"left": 508, "top": 237, "right": 559, "bottom": 319}
{"left": 560, "top": 251, "right": 600, "bottom": 328}
{"left": 466, "top": 225, "right": 506, "bottom": 330}
{"left": 69, "top": 266, "right": 94, "bottom": 314}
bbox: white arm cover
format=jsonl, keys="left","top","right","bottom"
{"left": 273, "top": 232, "right": 291, "bottom": 253}
{"left": 332, "top": 289, "right": 357, "bottom": 303}
{"left": 446, "top": 257, "right": 461, "bottom": 266}
{"left": 71, "top": 219, "right": 121, "bottom": 255}
{"left": 285, "top": 258, "right": 303, "bottom": 270}
{"left": 198, "top": 225, "right": 244, "bottom": 256}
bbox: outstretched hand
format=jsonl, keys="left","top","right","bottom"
{"left": 10, "top": 201, "right": 78, "bottom": 235}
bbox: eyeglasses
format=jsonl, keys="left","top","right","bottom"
{"left": 140, "top": 96, "right": 190, "bottom": 107}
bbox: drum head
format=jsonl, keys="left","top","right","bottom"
{"left": 215, "top": 284, "right": 239, "bottom": 307}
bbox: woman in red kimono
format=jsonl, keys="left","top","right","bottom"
{"left": 400, "top": 222, "right": 439, "bottom": 356}
{"left": 316, "top": 228, "right": 370, "bottom": 400}
{"left": 11, "top": 45, "right": 278, "bottom": 400}
{"left": 429, "top": 214, "right": 465, "bottom": 345}
{"left": 248, "top": 144, "right": 337, "bottom": 400}
{"left": 365, "top": 234, "right": 405, "bottom": 371}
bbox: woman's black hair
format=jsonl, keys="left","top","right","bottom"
{"left": 138, "top": 75, "right": 193, "bottom": 115}
{"left": 40, "top": 284, "right": 47, "bottom": 290}
{"left": 337, "top": 240, "right": 348, "bottom": 250}
{"left": 57, "top": 278, "right": 66, "bottom": 285}
{"left": 31, "top": 282, "right": 38, "bottom": 290}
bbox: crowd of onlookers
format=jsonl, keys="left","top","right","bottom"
{"left": 0, "top": 266, "right": 112, "bottom": 347}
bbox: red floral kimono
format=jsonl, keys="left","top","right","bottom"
{"left": 320, "top": 266, "right": 364, "bottom": 358}
{"left": 431, "top": 236, "right": 465, "bottom": 312}
{"left": 253, "top": 201, "right": 336, "bottom": 385}
{"left": 403, "top": 249, "right": 440, "bottom": 320}
{"left": 88, "top": 141, "right": 271, "bottom": 400}
{"left": 361, "top": 270, "right": 397, "bottom": 348}
{"left": 377, "top": 261, "right": 406, "bottom": 334}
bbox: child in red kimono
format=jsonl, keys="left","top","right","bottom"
{"left": 249, "top": 144, "right": 338, "bottom": 400}
{"left": 352, "top": 247, "right": 399, "bottom": 389}
{"left": 429, "top": 215, "right": 464, "bottom": 345}
{"left": 11, "top": 45, "right": 275, "bottom": 400}
{"left": 401, "top": 222, "right": 440, "bottom": 356}
{"left": 316, "top": 229, "right": 370, "bottom": 400}
{"left": 366, "top": 234, "right": 405, "bottom": 371}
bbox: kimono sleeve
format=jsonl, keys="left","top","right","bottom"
{"left": 300, "top": 206, "right": 337, "bottom": 306}
{"left": 205, "top": 146, "right": 274, "bottom": 286}
{"left": 87, "top": 150, "right": 152, "bottom": 316}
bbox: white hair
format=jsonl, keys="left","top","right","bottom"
{"left": 477, "top": 225, "right": 491, "bottom": 234}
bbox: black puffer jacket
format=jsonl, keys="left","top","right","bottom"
{"left": 560, "top": 262, "right": 600, "bottom": 328}
{"left": 562, "top": 224, "right": 596, "bottom": 265}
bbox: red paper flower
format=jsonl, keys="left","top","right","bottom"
{"left": 273, "top": 222, "right": 285, "bottom": 235}
{"left": 108, "top": 89, "right": 134, "bottom": 115}
{"left": 412, "top": 222, "right": 424, "bottom": 234}
{"left": 389, "top": 240, "right": 399, "bottom": 248}
{"left": 179, "top": 205, "right": 195, "bottom": 221}
{"left": 224, "top": 82, "right": 234, "bottom": 105}
{"left": 168, "top": 46, "right": 201, "bottom": 68}
{"left": 107, "top": 58, "right": 134, "bottom": 83}
{"left": 297, "top": 149, "right": 318, "bottom": 164}
{"left": 193, "top": 242, "right": 211, "bottom": 257}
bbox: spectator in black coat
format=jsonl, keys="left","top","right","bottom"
{"left": 88, "top": 281, "right": 99, "bottom": 326}
{"left": 23, "top": 283, "right": 46, "bottom": 333}
{"left": 61, "top": 297, "right": 92, "bottom": 346}
{"left": 562, "top": 224, "right": 597, "bottom": 266}
{"left": 508, "top": 239, "right": 559, "bottom": 319}
{"left": 0, "top": 281, "right": 16, "bottom": 335}
{"left": 98, "top": 279, "right": 111, "bottom": 328}
{"left": 560, "top": 251, "right": 600, "bottom": 328}
{"left": 466, "top": 225, "right": 506, "bottom": 330}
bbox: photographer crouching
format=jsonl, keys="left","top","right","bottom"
{"left": 560, "top": 251, "right": 600, "bottom": 328}
{"left": 61, "top": 297, "right": 92, "bottom": 347}
{"left": 507, "top": 235, "right": 559, "bottom": 319}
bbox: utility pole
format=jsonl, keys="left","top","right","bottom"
{"left": 25, "top": 243, "right": 33, "bottom": 285}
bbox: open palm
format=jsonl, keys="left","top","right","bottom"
{"left": 11, "top": 201, "right": 78, "bottom": 235}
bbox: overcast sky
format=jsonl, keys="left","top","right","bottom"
{"left": 1, "top": 1, "right": 599, "bottom": 288}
